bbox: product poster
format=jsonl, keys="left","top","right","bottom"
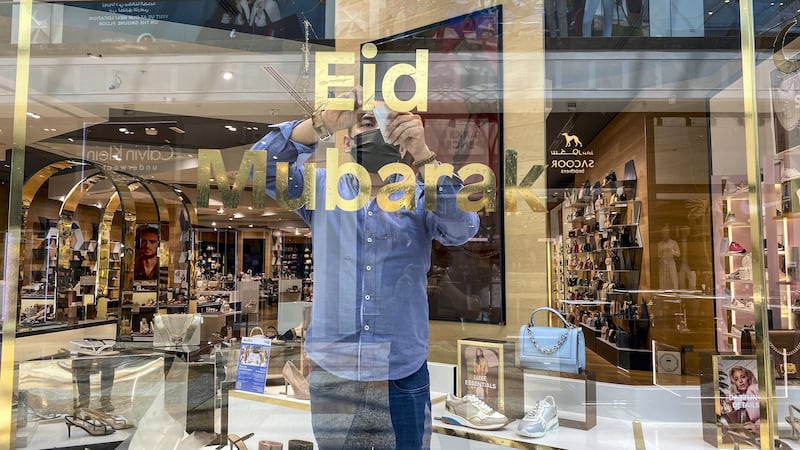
{"left": 235, "top": 336, "right": 272, "bottom": 394}
{"left": 711, "top": 355, "right": 760, "bottom": 447}
{"left": 457, "top": 339, "right": 507, "bottom": 413}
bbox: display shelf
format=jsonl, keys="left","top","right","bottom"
{"left": 555, "top": 175, "right": 648, "bottom": 372}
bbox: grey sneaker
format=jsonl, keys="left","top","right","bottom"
{"left": 517, "top": 396, "right": 558, "bottom": 438}
{"left": 442, "top": 393, "right": 508, "bottom": 430}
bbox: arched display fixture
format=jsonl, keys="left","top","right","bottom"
{"left": 144, "top": 180, "right": 199, "bottom": 300}
{"left": 55, "top": 171, "right": 137, "bottom": 324}
{"left": 19, "top": 160, "right": 199, "bottom": 338}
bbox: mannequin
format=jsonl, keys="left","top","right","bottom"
{"left": 583, "top": 0, "right": 615, "bottom": 37}
{"left": 677, "top": 226, "right": 697, "bottom": 290}
{"left": 657, "top": 225, "right": 680, "bottom": 290}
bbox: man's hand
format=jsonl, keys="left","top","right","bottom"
{"left": 384, "top": 112, "right": 432, "bottom": 161}
{"left": 320, "top": 86, "right": 365, "bottom": 133}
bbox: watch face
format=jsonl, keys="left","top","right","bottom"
{"left": 659, "top": 354, "right": 678, "bottom": 372}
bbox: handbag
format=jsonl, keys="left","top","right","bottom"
{"left": 518, "top": 307, "right": 586, "bottom": 374}
{"left": 769, "top": 330, "right": 800, "bottom": 379}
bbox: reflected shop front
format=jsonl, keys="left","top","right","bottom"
{"left": 1, "top": 0, "right": 800, "bottom": 449}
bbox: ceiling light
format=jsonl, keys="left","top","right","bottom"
{"left": 118, "top": 127, "right": 128, "bottom": 133}
{"left": 26, "top": 112, "right": 40, "bottom": 119}
{"left": 295, "top": 228, "right": 300, "bottom": 235}
{"left": 248, "top": 224, "right": 253, "bottom": 227}
{"left": 222, "top": 71, "right": 234, "bottom": 80}
{"left": 67, "top": 137, "right": 75, "bottom": 142}
{"left": 225, "top": 125, "right": 237, "bottom": 132}
{"left": 261, "top": 211, "right": 276, "bottom": 216}
{"left": 247, "top": 206, "right": 253, "bottom": 210}
{"left": 145, "top": 127, "right": 158, "bottom": 136}
{"left": 217, "top": 208, "right": 224, "bottom": 214}
{"left": 211, "top": 221, "right": 216, "bottom": 227}
{"left": 233, "top": 212, "right": 245, "bottom": 219}
{"left": 169, "top": 126, "right": 185, "bottom": 134}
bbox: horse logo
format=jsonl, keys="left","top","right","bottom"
{"left": 561, "top": 132, "right": 583, "bottom": 147}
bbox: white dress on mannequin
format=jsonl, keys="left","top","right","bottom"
{"left": 658, "top": 238, "right": 680, "bottom": 290}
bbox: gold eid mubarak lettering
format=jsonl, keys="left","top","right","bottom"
{"left": 196, "top": 45, "right": 545, "bottom": 213}
{"left": 196, "top": 149, "right": 544, "bottom": 213}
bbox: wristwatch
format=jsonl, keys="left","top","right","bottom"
{"left": 311, "top": 110, "right": 333, "bottom": 141}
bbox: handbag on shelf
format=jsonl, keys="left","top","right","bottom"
{"left": 769, "top": 330, "right": 800, "bottom": 379}
{"left": 518, "top": 307, "right": 586, "bottom": 374}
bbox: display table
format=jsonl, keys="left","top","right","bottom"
{"left": 9, "top": 320, "right": 116, "bottom": 362}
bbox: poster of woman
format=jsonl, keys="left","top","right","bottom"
{"left": 716, "top": 356, "right": 760, "bottom": 446}
{"left": 459, "top": 343, "right": 500, "bottom": 410}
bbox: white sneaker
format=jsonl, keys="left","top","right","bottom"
{"left": 517, "top": 396, "right": 559, "bottom": 438}
{"left": 442, "top": 393, "right": 508, "bottom": 430}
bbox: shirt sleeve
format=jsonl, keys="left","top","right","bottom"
{"left": 251, "top": 120, "right": 316, "bottom": 222}
{"left": 424, "top": 175, "right": 480, "bottom": 246}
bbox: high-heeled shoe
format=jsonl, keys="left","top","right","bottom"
{"left": 65, "top": 415, "right": 115, "bottom": 437}
{"left": 282, "top": 361, "right": 309, "bottom": 400}
{"left": 81, "top": 408, "right": 134, "bottom": 430}
{"left": 228, "top": 432, "right": 254, "bottom": 450}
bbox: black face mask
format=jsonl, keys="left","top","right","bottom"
{"left": 351, "top": 129, "right": 402, "bottom": 173}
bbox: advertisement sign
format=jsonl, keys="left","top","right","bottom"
{"left": 235, "top": 335, "right": 272, "bottom": 394}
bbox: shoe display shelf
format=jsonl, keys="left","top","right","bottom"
{"left": 556, "top": 177, "right": 649, "bottom": 370}
{"left": 717, "top": 177, "right": 757, "bottom": 354}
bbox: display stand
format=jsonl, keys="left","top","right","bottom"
{"left": 522, "top": 368, "right": 596, "bottom": 431}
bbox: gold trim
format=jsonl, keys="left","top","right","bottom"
{"left": 738, "top": 1, "right": 777, "bottom": 445}
{"left": 632, "top": 421, "right": 645, "bottom": 450}
{"left": 229, "top": 389, "right": 311, "bottom": 411}
{"left": 432, "top": 425, "right": 564, "bottom": 450}
{"left": 1, "top": 0, "right": 32, "bottom": 445}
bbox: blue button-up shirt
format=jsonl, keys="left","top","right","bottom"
{"left": 253, "top": 121, "right": 479, "bottom": 381}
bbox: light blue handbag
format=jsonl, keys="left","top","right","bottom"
{"left": 518, "top": 307, "right": 586, "bottom": 374}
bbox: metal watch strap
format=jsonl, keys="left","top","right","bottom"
{"left": 311, "top": 110, "right": 332, "bottom": 141}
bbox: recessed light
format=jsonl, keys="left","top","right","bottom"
{"left": 248, "top": 224, "right": 253, "bottom": 227}
{"left": 145, "top": 127, "right": 158, "bottom": 136}
{"left": 211, "top": 221, "right": 216, "bottom": 227}
{"left": 222, "top": 71, "right": 234, "bottom": 80}
{"left": 67, "top": 137, "right": 75, "bottom": 142}
{"left": 26, "top": 112, "right": 40, "bottom": 119}
{"left": 169, "top": 126, "right": 185, "bottom": 134}
{"left": 119, "top": 127, "right": 128, "bottom": 133}
{"left": 217, "top": 208, "right": 224, "bottom": 214}
{"left": 233, "top": 212, "right": 245, "bottom": 219}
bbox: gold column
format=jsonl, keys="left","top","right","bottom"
{"left": 1, "top": 0, "right": 32, "bottom": 446}
{"left": 739, "top": 0, "right": 776, "bottom": 446}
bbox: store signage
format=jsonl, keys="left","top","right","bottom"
{"left": 549, "top": 132, "right": 594, "bottom": 174}
{"left": 773, "top": 19, "right": 800, "bottom": 74}
{"left": 196, "top": 149, "right": 546, "bottom": 213}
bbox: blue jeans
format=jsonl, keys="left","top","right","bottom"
{"left": 309, "top": 361, "right": 431, "bottom": 450}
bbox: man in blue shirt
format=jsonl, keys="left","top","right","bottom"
{"left": 253, "top": 93, "right": 479, "bottom": 449}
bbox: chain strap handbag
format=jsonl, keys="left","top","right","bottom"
{"left": 518, "top": 307, "right": 586, "bottom": 374}
{"left": 769, "top": 330, "right": 800, "bottom": 379}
